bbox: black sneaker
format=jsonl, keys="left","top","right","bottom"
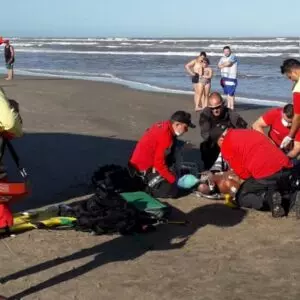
{"left": 271, "top": 192, "right": 285, "bottom": 218}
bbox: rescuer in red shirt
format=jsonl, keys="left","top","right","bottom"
{"left": 280, "top": 59, "right": 300, "bottom": 149}
{"left": 252, "top": 104, "right": 300, "bottom": 159}
{"left": 129, "top": 111, "right": 196, "bottom": 198}
{"left": 209, "top": 126, "right": 300, "bottom": 218}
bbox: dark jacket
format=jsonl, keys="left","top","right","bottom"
{"left": 199, "top": 107, "right": 248, "bottom": 141}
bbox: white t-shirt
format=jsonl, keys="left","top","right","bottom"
{"left": 219, "top": 54, "right": 238, "bottom": 79}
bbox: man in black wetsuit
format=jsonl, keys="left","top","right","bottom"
{"left": 199, "top": 92, "right": 248, "bottom": 170}
{"left": 3, "top": 40, "right": 15, "bottom": 81}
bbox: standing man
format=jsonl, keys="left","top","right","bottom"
{"left": 280, "top": 59, "right": 300, "bottom": 149}
{"left": 209, "top": 127, "right": 299, "bottom": 218}
{"left": 3, "top": 40, "right": 15, "bottom": 81}
{"left": 218, "top": 46, "right": 238, "bottom": 110}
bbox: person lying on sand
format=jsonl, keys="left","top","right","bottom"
{"left": 196, "top": 170, "right": 243, "bottom": 198}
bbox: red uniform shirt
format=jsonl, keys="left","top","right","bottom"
{"left": 221, "top": 129, "right": 292, "bottom": 180}
{"left": 293, "top": 79, "right": 300, "bottom": 114}
{"left": 129, "top": 120, "right": 176, "bottom": 183}
{"left": 262, "top": 107, "right": 300, "bottom": 146}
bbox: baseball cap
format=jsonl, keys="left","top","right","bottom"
{"left": 209, "top": 124, "right": 227, "bottom": 143}
{"left": 171, "top": 111, "right": 196, "bottom": 128}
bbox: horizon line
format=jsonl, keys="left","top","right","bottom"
{"left": 5, "top": 35, "right": 300, "bottom": 39}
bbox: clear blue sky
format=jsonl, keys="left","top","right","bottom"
{"left": 1, "top": 0, "right": 299, "bottom": 37}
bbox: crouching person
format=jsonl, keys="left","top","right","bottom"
{"left": 128, "top": 111, "right": 196, "bottom": 198}
{"left": 199, "top": 92, "right": 247, "bottom": 170}
{"left": 209, "top": 126, "right": 299, "bottom": 218}
{"left": 252, "top": 104, "right": 300, "bottom": 159}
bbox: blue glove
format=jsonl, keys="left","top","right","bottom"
{"left": 177, "top": 174, "right": 200, "bottom": 189}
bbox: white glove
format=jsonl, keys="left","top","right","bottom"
{"left": 280, "top": 136, "right": 293, "bottom": 149}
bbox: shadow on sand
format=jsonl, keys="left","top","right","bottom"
{"left": 5, "top": 131, "right": 208, "bottom": 212}
{"left": 5, "top": 132, "right": 138, "bottom": 212}
{"left": 2, "top": 203, "right": 247, "bottom": 300}
{"left": 0, "top": 130, "right": 249, "bottom": 299}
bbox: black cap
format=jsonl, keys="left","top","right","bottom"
{"left": 171, "top": 111, "right": 196, "bottom": 128}
{"left": 209, "top": 124, "right": 227, "bottom": 143}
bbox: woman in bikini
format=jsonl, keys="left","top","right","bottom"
{"left": 201, "top": 57, "right": 213, "bottom": 108}
{"left": 185, "top": 52, "right": 211, "bottom": 111}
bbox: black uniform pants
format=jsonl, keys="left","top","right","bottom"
{"left": 144, "top": 171, "right": 179, "bottom": 199}
{"left": 235, "top": 168, "right": 292, "bottom": 210}
{"left": 128, "top": 163, "right": 179, "bottom": 199}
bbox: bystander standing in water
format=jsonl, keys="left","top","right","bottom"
{"left": 185, "top": 51, "right": 208, "bottom": 111}
{"left": 3, "top": 40, "right": 15, "bottom": 81}
{"left": 218, "top": 46, "right": 238, "bottom": 110}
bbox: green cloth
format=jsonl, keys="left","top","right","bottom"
{"left": 120, "top": 191, "right": 171, "bottom": 219}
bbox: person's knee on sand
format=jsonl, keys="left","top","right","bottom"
{"left": 148, "top": 179, "right": 179, "bottom": 199}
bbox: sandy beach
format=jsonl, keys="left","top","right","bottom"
{"left": 1, "top": 76, "right": 300, "bottom": 300}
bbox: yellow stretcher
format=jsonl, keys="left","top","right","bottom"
{"left": 0, "top": 207, "right": 76, "bottom": 235}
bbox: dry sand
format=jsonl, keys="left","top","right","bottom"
{"left": 1, "top": 76, "right": 300, "bottom": 300}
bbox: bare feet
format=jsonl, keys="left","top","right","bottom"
{"left": 195, "top": 107, "right": 202, "bottom": 112}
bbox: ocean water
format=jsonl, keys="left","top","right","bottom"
{"left": 1, "top": 37, "right": 300, "bottom": 107}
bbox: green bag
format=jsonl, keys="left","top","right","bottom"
{"left": 120, "top": 191, "right": 171, "bottom": 219}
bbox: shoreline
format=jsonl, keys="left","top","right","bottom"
{"left": 0, "top": 71, "right": 286, "bottom": 108}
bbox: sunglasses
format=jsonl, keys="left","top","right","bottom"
{"left": 209, "top": 105, "right": 222, "bottom": 110}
